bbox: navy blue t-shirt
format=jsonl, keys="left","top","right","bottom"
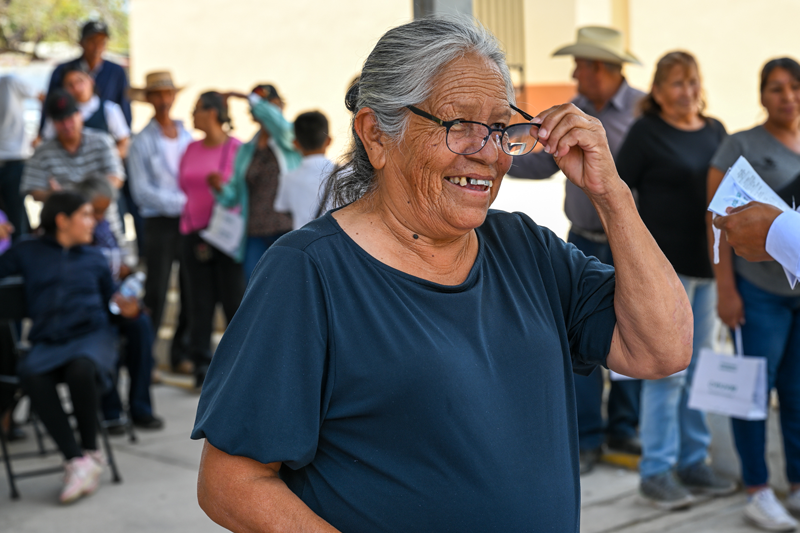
{"left": 192, "top": 209, "right": 617, "bottom": 532}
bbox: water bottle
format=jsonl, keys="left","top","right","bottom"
{"left": 109, "top": 271, "right": 146, "bottom": 315}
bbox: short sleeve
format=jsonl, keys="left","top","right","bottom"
{"left": 615, "top": 118, "right": 648, "bottom": 190}
{"left": 710, "top": 133, "right": 743, "bottom": 172}
{"left": 20, "top": 148, "right": 51, "bottom": 193}
{"left": 526, "top": 217, "right": 617, "bottom": 375}
{"left": 104, "top": 101, "right": 131, "bottom": 140}
{"left": 98, "top": 133, "right": 125, "bottom": 179}
{"left": 191, "top": 245, "right": 331, "bottom": 468}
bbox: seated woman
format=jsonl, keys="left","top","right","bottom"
{"left": 0, "top": 191, "right": 139, "bottom": 504}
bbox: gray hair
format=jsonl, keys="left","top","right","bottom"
{"left": 74, "top": 176, "right": 116, "bottom": 201}
{"left": 327, "top": 16, "right": 514, "bottom": 207}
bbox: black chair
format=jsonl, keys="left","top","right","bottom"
{"left": 0, "top": 276, "right": 122, "bottom": 499}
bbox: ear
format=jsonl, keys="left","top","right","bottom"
{"left": 354, "top": 108, "right": 387, "bottom": 170}
{"left": 54, "top": 212, "right": 70, "bottom": 232}
{"left": 323, "top": 136, "right": 332, "bottom": 149}
{"left": 292, "top": 139, "right": 302, "bottom": 151}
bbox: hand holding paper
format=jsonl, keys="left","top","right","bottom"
{"left": 708, "top": 156, "right": 797, "bottom": 288}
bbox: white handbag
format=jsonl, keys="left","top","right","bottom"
{"left": 687, "top": 327, "right": 768, "bottom": 421}
{"left": 200, "top": 204, "right": 244, "bottom": 258}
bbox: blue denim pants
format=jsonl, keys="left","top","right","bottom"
{"left": 731, "top": 275, "right": 800, "bottom": 487}
{"left": 639, "top": 274, "right": 716, "bottom": 479}
{"left": 568, "top": 230, "right": 641, "bottom": 451}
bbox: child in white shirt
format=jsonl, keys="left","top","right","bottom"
{"left": 274, "top": 111, "right": 334, "bottom": 229}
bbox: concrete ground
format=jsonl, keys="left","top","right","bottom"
{"left": 0, "top": 176, "right": 788, "bottom": 531}
{"left": 0, "top": 380, "right": 785, "bottom": 533}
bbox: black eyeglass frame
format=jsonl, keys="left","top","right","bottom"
{"left": 405, "top": 104, "right": 539, "bottom": 156}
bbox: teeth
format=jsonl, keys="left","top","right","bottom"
{"left": 447, "top": 177, "right": 493, "bottom": 188}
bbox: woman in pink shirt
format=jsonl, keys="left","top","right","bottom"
{"left": 179, "top": 91, "right": 244, "bottom": 388}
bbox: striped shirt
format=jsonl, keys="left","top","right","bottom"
{"left": 20, "top": 128, "right": 124, "bottom": 194}
{"left": 20, "top": 128, "right": 133, "bottom": 264}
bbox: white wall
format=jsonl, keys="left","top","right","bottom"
{"left": 627, "top": 0, "right": 800, "bottom": 133}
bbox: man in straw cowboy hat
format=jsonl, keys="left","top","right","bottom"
{"left": 508, "top": 26, "right": 645, "bottom": 475}
{"left": 127, "top": 71, "right": 195, "bottom": 375}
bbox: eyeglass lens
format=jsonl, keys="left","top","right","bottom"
{"left": 446, "top": 122, "right": 539, "bottom": 156}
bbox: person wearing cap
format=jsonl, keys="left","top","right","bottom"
{"left": 207, "top": 84, "right": 301, "bottom": 279}
{"left": 41, "top": 64, "right": 130, "bottom": 158}
{"left": 127, "top": 72, "right": 194, "bottom": 374}
{"left": 41, "top": 20, "right": 131, "bottom": 132}
{"left": 508, "top": 26, "right": 646, "bottom": 474}
{"left": 20, "top": 90, "right": 131, "bottom": 264}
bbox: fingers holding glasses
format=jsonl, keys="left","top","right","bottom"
{"left": 531, "top": 104, "right": 620, "bottom": 196}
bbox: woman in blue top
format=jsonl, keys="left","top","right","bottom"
{"left": 192, "top": 18, "right": 692, "bottom": 532}
{"left": 0, "top": 191, "right": 139, "bottom": 505}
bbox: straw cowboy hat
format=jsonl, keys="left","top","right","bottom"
{"left": 552, "top": 26, "right": 641, "bottom": 65}
{"left": 129, "top": 71, "right": 183, "bottom": 102}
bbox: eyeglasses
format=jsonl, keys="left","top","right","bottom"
{"left": 405, "top": 104, "right": 539, "bottom": 156}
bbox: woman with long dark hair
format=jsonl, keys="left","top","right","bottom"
{"left": 708, "top": 57, "right": 800, "bottom": 532}
{"left": 0, "top": 191, "right": 139, "bottom": 504}
{"left": 179, "top": 91, "right": 244, "bottom": 388}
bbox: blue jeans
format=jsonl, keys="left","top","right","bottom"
{"left": 639, "top": 274, "right": 716, "bottom": 479}
{"left": 568, "top": 230, "right": 641, "bottom": 451}
{"left": 731, "top": 276, "right": 800, "bottom": 487}
{"left": 243, "top": 233, "right": 289, "bottom": 281}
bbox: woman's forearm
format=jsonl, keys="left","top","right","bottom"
{"left": 198, "top": 442, "right": 340, "bottom": 533}
{"left": 593, "top": 183, "right": 693, "bottom": 379}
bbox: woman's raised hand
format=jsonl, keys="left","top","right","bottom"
{"left": 533, "top": 104, "right": 622, "bottom": 199}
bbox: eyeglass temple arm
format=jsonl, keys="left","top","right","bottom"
{"left": 510, "top": 104, "right": 535, "bottom": 122}
{"left": 405, "top": 105, "right": 444, "bottom": 126}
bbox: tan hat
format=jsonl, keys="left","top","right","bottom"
{"left": 129, "top": 71, "right": 183, "bottom": 102}
{"left": 552, "top": 26, "right": 640, "bottom": 65}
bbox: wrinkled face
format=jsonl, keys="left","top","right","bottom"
{"left": 381, "top": 53, "right": 513, "bottom": 236}
{"left": 54, "top": 112, "right": 83, "bottom": 143}
{"left": 81, "top": 34, "right": 108, "bottom": 65}
{"left": 62, "top": 71, "right": 94, "bottom": 103}
{"left": 57, "top": 203, "right": 96, "bottom": 245}
{"left": 761, "top": 67, "right": 800, "bottom": 127}
{"left": 653, "top": 64, "right": 702, "bottom": 119}
{"left": 146, "top": 89, "right": 176, "bottom": 116}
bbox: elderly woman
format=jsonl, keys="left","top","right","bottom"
{"left": 708, "top": 57, "right": 800, "bottom": 532}
{"left": 617, "top": 51, "right": 734, "bottom": 510}
{"left": 192, "top": 18, "right": 691, "bottom": 532}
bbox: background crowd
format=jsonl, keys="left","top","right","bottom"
{"left": 0, "top": 15, "right": 798, "bottom": 533}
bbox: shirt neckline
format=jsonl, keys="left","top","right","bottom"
{"left": 323, "top": 209, "right": 484, "bottom": 292}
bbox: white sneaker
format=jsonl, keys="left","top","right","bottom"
{"left": 86, "top": 449, "right": 107, "bottom": 467}
{"left": 59, "top": 455, "right": 103, "bottom": 504}
{"left": 786, "top": 489, "right": 800, "bottom": 516}
{"left": 744, "top": 488, "right": 798, "bottom": 532}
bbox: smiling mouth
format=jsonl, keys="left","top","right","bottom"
{"left": 446, "top": 177, "right": 493, "bottom": 192}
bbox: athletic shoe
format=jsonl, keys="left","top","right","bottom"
{"left": 677, "top": 461, "right": 737, "bottom": 496}
{"left": 60, "top": 455, "right": 103, "bottom": 504}
{"left": 579, "top": 447, "right": 601, "bottom": 475}
{"left": 786, "top": 488, "right": 800, "bottom": 516}
{"left": 640, "top": 470, "right": 696, "bottom": 510}
{"left": 744, "top": 488, "right": 798, "bottom": 531}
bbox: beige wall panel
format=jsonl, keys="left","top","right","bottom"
{"left": 521, "top": 0, "right": 577, "bottom": 87}
{"left": 129, "top": 0, "right": 412, "bottom": 161}
{"left": 627, "top": 0, "right": 800, "bottom": 133}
